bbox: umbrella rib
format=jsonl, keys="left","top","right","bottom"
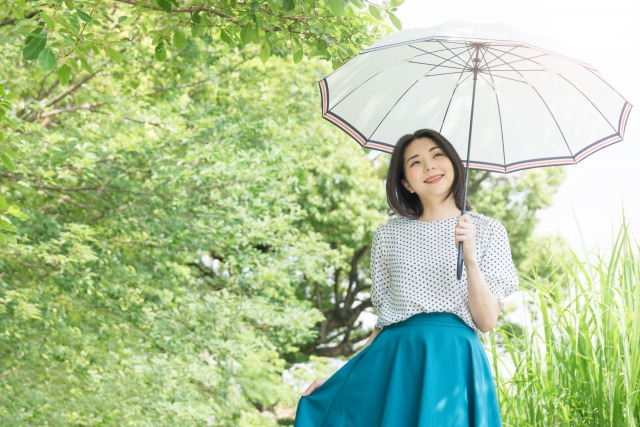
{"left": 481, "top": 47, "right": 507, "bottom": 170}
{"left": 487, "top": 53, "right": 548, "bottom": 69}
{"left": 480, "top": 72, "right": 527, "bottom": 84}
{"left": 584, "top": 68, "right": 632, "bottom": 107}
{"left": 437, "top": 40, "right": 474, "bottom": 71}
{"left": 408, "top": 45, "right": 468, "bottom": 68}
{"left": 487, "top": 48, "right": 620, "bottom": 134}
{"left": 408, "top": 61, "right": 467, "bottom": 71}
{"left": 366, "top": 57, "right": 470, "bottom": 142}
{"left": 554, "top": 73, "right": 619, "bottom": 135}
{"left": 482, "top": 45, "right": 520, "bottom": 68}
{"left": 488, "top": 69, "right": 546, "bottom": 72}
{"left": 484, "top": 46, "right": 555, "bottom": 71}
{"left": 325, "top": 52, "right": 430, "bottom": 113}
{"left": 478, "top": 72, "right": 494, "bottom": 90}
{"left": 490, "top": 53, "right": 575, "bottom": 159}
{"left": 439, "top": 42, "right": 476, "bottom": 133}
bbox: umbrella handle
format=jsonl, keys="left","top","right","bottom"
{"left": 457, "top": 241, "right": 464, "bottom": 280}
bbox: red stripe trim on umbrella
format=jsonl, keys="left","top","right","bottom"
{"left": 575, "top": 135, "right": 621, "bottom": 162}
{"left": 322, "top": 113, "right": 368, "bottom": 146}
{"left": 363, "top": 141, "right": 394, "bottom": 152}
{"left": 318, "top": 79, "right": 328, "bottom": 114}
{"left": 618, "top": 102, "right": 632, "bottom": 138}
{"left": 506, "top": 157, "right": 577, "bottom": 172}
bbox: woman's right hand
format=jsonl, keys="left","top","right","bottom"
{"left": 301, "top": 377, "right": 329, "bottom": 396}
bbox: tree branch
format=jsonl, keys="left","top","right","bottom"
{"left": 46, "top": 72, "right": 98, "bottom": 107}
{"left": 37, "top": 101, "right": 107, "bottom": 119}
{"left": 113, "top": 0, "right": 239, "bottom": 24}
{"left": 0, "top": 11, "right": 38, "bottom": 27}
{"left": 37, "top": 79, "right": 60, "bottom": 101}
{"left": 469, "top": 171, "right": 492, "bottom": 196}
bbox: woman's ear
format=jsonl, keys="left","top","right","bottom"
{"left": 401, "top": 178, "right": 413, "bottom": 193}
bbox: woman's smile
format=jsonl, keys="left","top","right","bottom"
{"left": 424, "top": 174, "right": 444, "bottom": 184}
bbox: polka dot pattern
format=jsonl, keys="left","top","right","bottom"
{"left": 370, "top": 212, "right": 519, "bottom": 334}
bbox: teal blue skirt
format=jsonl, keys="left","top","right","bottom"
{"left": 294, "top": 311, "right": 502, "bottom": 427}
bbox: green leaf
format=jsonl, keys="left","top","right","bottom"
{"left": 40, "top": 12, "right": 56, "bottom": 30}
{"left": 389, "top": 0, "right": 404, "bottom": 7}
{"left": 349, "top": 0, "right": 364, "bottom": 7}
{"left": 326, "top": 0, "right": 344, "bottom": 16}
{"left": 79, "top": 55, "right": 93, "bottom": 73}
{"left": 191, "top": 24, "right": 204, "bottom": 37}
{"left": 23, "top": 32, "right": 47, "bottom": 60}
{"left": 388, "top": 12, "right": 402, "bottom": 30}
{"left": 368, "top": 4, "right": 381, "bottom": 19}
{"left": 260, "top": 44, "right": 270, "bottom": 64}
{"left": 38, "top": 47, "right": 56, "bottom": 73}
{"left": 11, "top": 7, "right": 24, "bottom": 19}
{"left": 156, "top": 0, "right": 172, "bottom": 12}
{"left": 155, "top": 42, "right": 167, "bottom": 61}
{"left": 293, "top": 48, "right": 303, "bottom": 63}
{"left": 105, "top": 47, "right": 122, "bottom": 64}
{"left": 282, "top": 0, "right": 296, "bottom": 12}
{"left": 0, "top": 220, "right": 17, "bottom": 232}
{"left": 1, "top": 153, "right": 15, "bottom": 171}
{"left": 220, "top": 29, "right": 232, "bottom": 45}
{"left": 0, "top": 195, "right": 6, "bottom": 210}
{"left": 66, "top": 57, "right": 79, "bottom": 72}
{"left": 240, "top": 25, "right": 253, "bottom": 45}
{"left": 76, "top": 9, "right": 94, "bottom": 24}
{"left": 1, "top": 148, "right": 21, "bottom": 158}
{"left": 57, "top": 64, "right": 71, "bottom": 85}
{"left": 9, "top": 211, "right": 30, "bottom": 220}
{"left": 173, "top": 31, "right": 187, "bottom": 50}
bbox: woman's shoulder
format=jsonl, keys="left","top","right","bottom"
{"left": 374, "top": 215, "right": 406, "bottom": 235}
{"left": 467, "top": 212, "right": 505, "bottom": 237}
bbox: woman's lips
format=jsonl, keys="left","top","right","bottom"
{"left": 425, "top": 175, "right": 443, "bottom": 184}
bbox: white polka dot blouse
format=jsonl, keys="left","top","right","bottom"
{"left": 370, "top": 212, "right": 519, "bottom": 334}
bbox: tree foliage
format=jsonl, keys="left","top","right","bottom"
{"left": 0, "top": 3, "right": 569, "bottom": 423}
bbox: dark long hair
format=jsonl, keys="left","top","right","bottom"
{"left": 386, "top": 128, "right": 473, "bottom": 219}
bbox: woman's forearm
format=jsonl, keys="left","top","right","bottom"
{"left": 465, "top": 259, "right": 501, "bottom": 332}
{"left": 362, "top": 327, "right": 382, "bottom": 349}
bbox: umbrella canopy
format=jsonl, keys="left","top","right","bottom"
{"left": 319, "top": 21, "right": 633, "bottom": 173}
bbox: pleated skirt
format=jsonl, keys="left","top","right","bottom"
{"left": 293, "top": 311, "right": 502, "bottom": 427}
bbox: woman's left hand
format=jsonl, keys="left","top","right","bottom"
{"left": 455, "top": 214, "right": 478, "bottom": 264}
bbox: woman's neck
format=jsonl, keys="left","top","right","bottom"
{"left": 416, "top": 199, "right": 461, "bottom": 222}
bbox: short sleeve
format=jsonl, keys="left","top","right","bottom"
{"left": 479, "top": 219, "right": 519, "bottom": 314}
{"left": 370, "top": 228, "right": 391, "bottom": 329}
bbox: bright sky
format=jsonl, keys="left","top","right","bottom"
{"left": 393, "top": 0, "right": 640, "bottom": 259}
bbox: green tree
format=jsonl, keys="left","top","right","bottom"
{"left": 1, "top": 4, "right": 569, "bottom": 424}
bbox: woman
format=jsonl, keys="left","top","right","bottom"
{"left": 293, "top": 129, "right": 519, "bottom": 427}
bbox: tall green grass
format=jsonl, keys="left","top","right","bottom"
{"left": 489, "top": 216, "right": 640, "bottom": 427}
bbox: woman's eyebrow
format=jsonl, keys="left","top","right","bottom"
{"left": 405, "top": 147, "right": 439, "bottom": 165}
{"left": 406, "top": 154, "right": 419, "bottom": 165}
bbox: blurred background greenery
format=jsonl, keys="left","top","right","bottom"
{"left": 1, "top": 1, "right": 638, "bottom": 426}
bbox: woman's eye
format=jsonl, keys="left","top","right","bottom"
{"left": 411, "top": 160, "right": 419, "bottom": 166}
{"left": 435, "top": 153, "right": 442, "bottom": 157}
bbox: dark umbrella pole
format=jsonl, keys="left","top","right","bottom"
{"left": 457, "top": 44, "right": 482, "bottom": 280}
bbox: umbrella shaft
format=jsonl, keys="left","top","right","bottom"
{"left": 462, "top": 45, "right": 481, "bottom": 215}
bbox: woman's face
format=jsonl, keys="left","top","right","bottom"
{"left": 401, "top": 137, "right": 455, "bottom": 200}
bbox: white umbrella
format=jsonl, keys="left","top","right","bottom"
{"left": 319, "top": 21, "right": 633, "bottom": 279}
